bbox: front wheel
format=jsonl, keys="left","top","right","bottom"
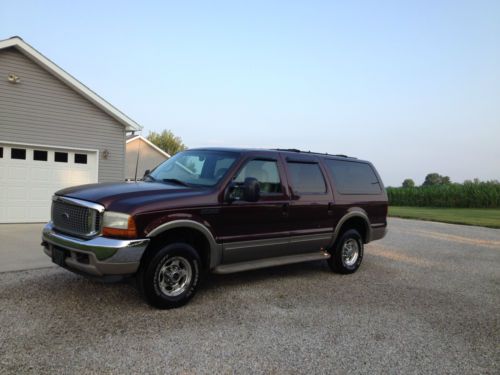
{"left": 138, "top": 243, "right": 201, "bottom": 309}
{"left": 327, "top": 229, "right": 364, "bottom": 274}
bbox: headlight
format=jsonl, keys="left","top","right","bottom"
{"left": 102, "top": 211, "right": 137, "bottom": 238}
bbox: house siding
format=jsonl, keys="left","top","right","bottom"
{"left": 0, "top": 47, "right": 125, "bottom": 182}
{"left": 126, "top": 138, "right": 168, "bottom": 180}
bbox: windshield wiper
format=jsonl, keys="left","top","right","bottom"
{"left": 162, "top": 178, "right": 190, "bottom": 187}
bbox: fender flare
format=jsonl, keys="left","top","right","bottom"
{"left": 330, "top": 210, "right": 371, "bottom": 246}
{"left": 146, "top": 220, "right": 222, "bottom": 269}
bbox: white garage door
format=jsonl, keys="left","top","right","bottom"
{"left": 0, "top": 143, "right": 98, "bottom": 223}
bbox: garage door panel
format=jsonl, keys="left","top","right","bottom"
{"left": 0, "top": 143, "right": 98, "bottom": 223}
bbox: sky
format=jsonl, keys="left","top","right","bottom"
{"left": 1, "top": 0, "right": 499, "bottom": 186}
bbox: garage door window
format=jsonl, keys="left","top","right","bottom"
{"left": 74, "top": 153, "right": 87, "bottom": 164}
{"left": 54, "top": 152, "right": 68, "bottom": 163}
{"left": 11, "top": 148, "right": 26, "bottom": 160}
{"left": 33, "top": 150, "right": 48, "bottom": 161}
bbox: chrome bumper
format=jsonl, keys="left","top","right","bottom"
{"left": 42, "top": 222, "right": 149, "bottom": 277}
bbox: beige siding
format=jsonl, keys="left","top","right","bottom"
{"left": 126, "top": 138, "right": 168, "bottom": 180}
{"left": 0, "top": 48, "right": 125, "bottom": 182}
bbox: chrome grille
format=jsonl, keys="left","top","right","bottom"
{"left": 51, "top": 199, "right": 101, "bottom": 237}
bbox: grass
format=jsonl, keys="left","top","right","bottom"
{"left": 388, "top": 206, "right": 500, "bottom": 229}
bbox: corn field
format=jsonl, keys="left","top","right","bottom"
{"left": 387, "top": 182, "right": 500, "bottom": 208}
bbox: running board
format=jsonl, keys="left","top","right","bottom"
{"left": 213, "top": 251, "right": 331, "bottom": 274}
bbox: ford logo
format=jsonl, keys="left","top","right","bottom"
{"left": 61, "top": 212, "right": 70, "bottom": 220}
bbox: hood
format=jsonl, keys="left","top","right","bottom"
{"left": 56, "top": 182, "right": 211, "bottom": 213}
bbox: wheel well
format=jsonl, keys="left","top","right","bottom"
{"left": 143, "top": 227, "right": 211, "bottom": 270}
{"left": 337, "top": 217, "right": 369, "bottom": 243}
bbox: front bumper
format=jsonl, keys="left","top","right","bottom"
{"left": 42, "top": 222, "right": 149, "bottom": 278}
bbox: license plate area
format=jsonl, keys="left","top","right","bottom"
{"left": 51, "top": 246, "right": 68, "bottom": 266}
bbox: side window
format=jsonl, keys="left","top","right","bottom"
{"left": 324, "top": 159, "right": 381, "bottom": 194}
{"left": 287, "top": 162, "right": 326, "bottom": 194}
{"left": 234, "top": 159, "right": 282, "bottom": 194}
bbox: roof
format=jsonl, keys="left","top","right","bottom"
{"left": 126, "top": 135, "right": 171, "bottom": 158}
{"left": 0, "top": 36, "right": 142, "bottom": 132}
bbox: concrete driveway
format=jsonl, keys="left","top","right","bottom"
{"left": 0, "top": 223, "right": 53, "bottom": 272}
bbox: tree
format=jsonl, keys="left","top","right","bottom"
{"left": 422, "top": 173, "right": 452, "bottom": 186}
{"left": 147, "top": 130, "right": 187, "bottom": 156}
{"left": 402, "top": 178, "right": 415, "bottom": 188}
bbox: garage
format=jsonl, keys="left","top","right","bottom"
{"left": 0, "top": 143, "right": 98, "bottom": 223}
{"left": 0, "top": 37, "right": 143, "bottom": 223}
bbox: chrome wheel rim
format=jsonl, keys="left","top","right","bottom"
{"left": 342, "top": 239, "right": 359, "bottom": 267}
{"left": 157, "top": 256, "right": 192, "bottom": 297}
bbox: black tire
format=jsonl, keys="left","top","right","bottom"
{"left": 327, "top": 229, "right": 364, "bottom": 274}
{"left": 138, "top": 242, "right": 201, "bottom": 309}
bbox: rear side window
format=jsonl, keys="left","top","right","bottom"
{"left": 286, "top": 162, "right": 326, "bottom": 194}
{"left": 325, "top": 159, "right": 381, "bottom": 194}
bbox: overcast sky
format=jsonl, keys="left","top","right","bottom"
{"left": 1, "top": 0, "right": 499, "bottom": 186}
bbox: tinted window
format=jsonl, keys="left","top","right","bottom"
{"left": 54, "top": 152, "right": 68, "bottom": 163}
{"left": 287, "top": 162, "right": 326, "bottom": 194}
{"left": 33, "top": 150, "right": 48, "bottom": 161}
{"left": 74, "top": 153, "right": 87, "bottom": 164}
{"left": 11, "top": 148, "right": 26, "bottom": 160}
{"left": 235, "top": 159, "right": 282, "bottom": 194}
{"left": 325, "top": 159, "right": 381, "bottom": 194}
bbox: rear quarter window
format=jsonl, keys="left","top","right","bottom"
{"left": 325, "top": 159, "right": 381, "bottom": 194}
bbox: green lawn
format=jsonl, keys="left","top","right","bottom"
{"left": 388, "top": 206, "right": 500, "bottom": 229}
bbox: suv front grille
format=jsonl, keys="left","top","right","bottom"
{"left": 52, "top": 199, "right": 101, "bottom": 237}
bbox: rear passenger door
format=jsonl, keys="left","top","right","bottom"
{"left": 284, "top": 157, "right": 335, "bottom": 253}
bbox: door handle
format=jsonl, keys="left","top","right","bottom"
{"left": 327, "top": 202, "right": 334, "bottom": 216}
{"left": 282, "top": 203, "right": 289, "bottom": 217}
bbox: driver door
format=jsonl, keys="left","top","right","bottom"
{"left": 219, "top": 157, "right": 291, "bottom": 264}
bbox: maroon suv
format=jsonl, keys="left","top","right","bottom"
{"left": 42, "top": 148, "right": 388, "bottom": 308}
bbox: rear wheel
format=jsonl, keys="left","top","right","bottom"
{"left": 327, "top": 229, "right": 363, "bottom": 274}
{"left": 138, "top": 242, "right": 201, "bottom": 309}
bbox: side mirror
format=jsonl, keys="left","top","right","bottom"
{"left": 243, "top": 177, "right": 260, "bottom": 202}
{"left": 143, "top": 169, "right": 151, "bottom": 179}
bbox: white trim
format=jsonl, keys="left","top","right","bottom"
{"left": 0, "top": 36, "right": 142, "bottom": 132}
{"left": 0, "top": 140, "right": 98, "bottom": 153}
{"left": 126, "top": 135, "right": 171, "bottom": 158}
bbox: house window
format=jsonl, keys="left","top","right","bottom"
{"left": 74, "top": 153, "right": 88, "bottom": 164}
{"left": 54, "top": 152, "right": 68, "bottom": 163}
{"left": 33, "top": 150, "right": 48, "bottom": 161}
{"left": 11, "top": 148, "right": 26, "bottom": 160}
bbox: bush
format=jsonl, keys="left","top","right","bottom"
{"left": 387, "top": 181, "right": 500, "bottom": 208}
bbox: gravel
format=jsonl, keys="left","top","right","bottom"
{"left": 0, "top": 218, "right": 499, "bottom": 374}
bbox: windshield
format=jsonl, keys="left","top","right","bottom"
{"left": 148, "top": 150, "right": 239, "bottom": 187}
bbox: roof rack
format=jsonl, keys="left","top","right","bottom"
{"left": 273, "top": 149, "right": 355, "bottom": 159}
